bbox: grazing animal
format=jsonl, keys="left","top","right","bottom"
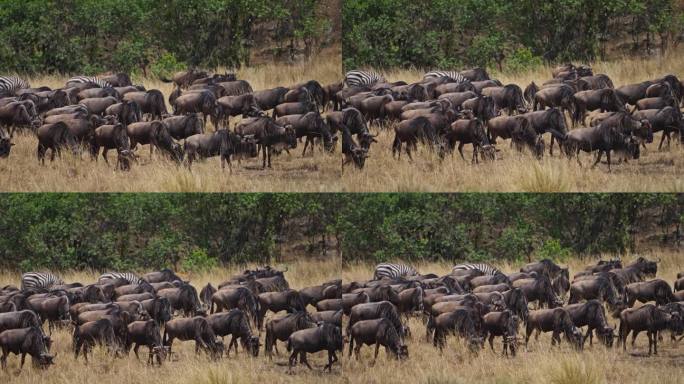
{"left": 287, "top": 323, "right": 343, "bottom": 373}
{"left": 0, "top": 327, "right": 54, "bottom": 371}
{"left": 618, "top": 304, "right": 682, "bottom": 355}
{"left": 348, "top": 318, "right": 408, "bottom": 361}
{"left": 264, "top": 311, "right": 316, "bottom": 358}
{"left": 525, "top": 308, "right": 583, "bottom": 350}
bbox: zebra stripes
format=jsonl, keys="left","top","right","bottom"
{"left": 66, "top": 76, "right": 113, "bottom": 88}
{"left": 373, "top": 263, "right": 418, "bottom": 280}
{"left": 0, "top": 76, "right": 30, "bottom": 95}
{"left": 20, "top": 272, "right": 64, "bottom": 291}
{"left": 344, "top": 70, "right": 385, "bottom": 88}
{"left": 99, "top": 272, "right": 143, "bottom": 285}
{"left": 452, "top": 263, "right": 503, "bottom": 276}
{"left": 423, "top": 71, "right": 468, "bottom": 84}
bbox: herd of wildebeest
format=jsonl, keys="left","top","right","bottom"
{"left": 0, "top": 63, "right": 682, "bottom": 175}
{"left": 0, "top": 256, "right": 682, "bottom": 375}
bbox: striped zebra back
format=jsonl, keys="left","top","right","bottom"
{"left": 452, "top": 263, "right": 503, "bottom": 276}
{"left": 99, "top": 272, "right": 143, "bottom": 285}
{"left": 373, "top": 263, "right": 418, "bottom": 280}
{"left": 423, "top": 71, "right": 468, "bottom": 84}
{"left": 66, "top": 76, "right": 113, "bottom": 88}
{"left": 20, "top": 272, "right": 64, "bottom": 291}
{"left": 0, "top": 76, "right": 30, "bottom": 95}
{"left": 344, "top": 70, "right": 385, "bottom": 88}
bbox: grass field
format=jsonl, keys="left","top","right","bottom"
{"left": 0, "top": 258, "right": 344, "bottom": 384}
{"left": 1, "top": 51, "right": 683, "bottom": 192}
{"left": 342, "top": 251, "right": 684, "bottom": 384}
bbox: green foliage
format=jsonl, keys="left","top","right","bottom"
{"left": 182, "top": 248, "right": 218, "bottom": 272}
{"left": 0, "top": 0, "right": 332, "bottom": 75}
{"left": 150, "top": 52, "right": 186, "bottom": 80}
{"left": 343, "top": 0, "right": 684, "bottom": 71}
{"left": 0, "top": 194, "right": 680, "bottom": 271}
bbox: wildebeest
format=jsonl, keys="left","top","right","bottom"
{"left": 563, "top": 124, "right": 640, "bottom": 171}
{"left": 482, "top": 310, "right": 518, "bottom": 356}
{"left": 90, "top": 123, "right": 130, "bottom": 165}
{"left": 392, "top": 116, "right": 442, "bottom": 160}
{"left": 521, "top": 109, "right": 567, "bottom": 155}
{"left": 157, "top": 284, "right": 203, "bottom": 317}
{"left": 210, "top": 286, "right": 259, "bottom": 326}
{"left": 0, "top": 327, "right": 54, "bottom": 371}
{"left": 0, "top": 127, "right": 13, "bottom": 158}
{"left": 217, "top": 94, "right": 262, "bottom": 129}
{"left": 512, "top": 276, "right": 562, "bottom": 309}
{"left": 342, "top": 292, "right": 370, "bottom": 315}
{"left": 126, "top": 121, "right": 183, "bottom": 162}
{"left": 618, "top": 304, "right": 682, "bottom": 355}
{"left": 171, "top": 91, "right": 217, "bottom": 126}
{"left": 625, "top": 279, "right": 675, "bottom": 307}
{"left": 234, "top": 116, "right": 297, "bottom": 168}
{"left": 184, "top": 130, "right": 257, "bottom": 171}
{"left": 568, "top": 276, "right": 622, "bottom": 313}
{"left": 632, "top": 106, "right": 683, "bottom": 148}
{"left": 162, "top": 114, "right": 204, "bottom": 141}
{"left": 572, "top": 89, "right": 625, "bottom": 125}
{"left": 525, "top": 308, "right": 583, "bottom": 349}
{"left": 287, "top": 323, "right": 343, "bottom": 373}
{"left": 430, "top": 308, "right": 483, "bottom": 352}
{"left": 36, "top": 122, "right": 80, "bottom": 164}
{"left": 564, "top": 300, "right": 614, "bottom": 347}
{"left": 275, "top": 111, "right": 334, "bottom": 155}
{"left": 299, "top": 280, "right": 341, "bottom": 308}
{"left": 347, "top": 301, "right": 405, "bottom": 341}
{"left": 206, "top": 309, "right": 259, "bottom": 357}
{"left": 163, "top": 316, "right": 220, "bottom": 358}
{"left": 0, "top": 310, "right": 43, "bottom": 334}
{"left": 26, "top": 295, "right": 70, "bottom": 333}
{"left": 348, "top": 318, "right": 408, "bottom": 362}
{"left": 80, "top": 96, "right": 119, "bottom": 116}
{"left": 141, "top": 297, "right": 172, "bottom": 327}
{"left": 161, "top": 69, "right": 209, "bottom": 89}
{"left": 488, "top": 115, "right": 544, "bottom": 158}
{"left": 257, "top": 290, "right": 305, "bottom": 329}
{"left": 121, "top": 90, "right": 167, "bottom": 121}
{"left": 482, "top": 84, "right": 527, "bottom": 115}
{"left": 310, "top": 310, "right": 343, "bottom": 327}
{"left": 264, "top": 311, "right": 316, "bottom": 358}
{"left": 73, "top": 319, "right": 119, "bottom": 361}
{"left": 445, "top": 118, "right": 495, "bottom": 163}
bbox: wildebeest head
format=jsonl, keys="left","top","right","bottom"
{"left": 246, "top": 335, "right": 260, "bottom": 357}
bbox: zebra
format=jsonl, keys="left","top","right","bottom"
{"left": 344, "top": 70, "right": 386, "bottom": 88}
{"left": 452, "top": 263, "right": 503, "bottom": 276}
{"left": 20, "top": 272, "right": 64, "bottom": 291}
{"left": 0, "top": 76, "right": 30, "bottom": 96}
{"left": 98, "top": 272, "right": 143, "bottom": 285}
{"left": 373, "top": 263, "right": 418, "bottom": 280}
{"left": 423, "top": 70, "right": 469, "bottom": 84}
{"left": 66, "top": 76, "right": 113, "bottom": 89}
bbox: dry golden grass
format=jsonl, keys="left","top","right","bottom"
{"left": 2, "top": 50, "right": 684, "bottom": 192}
{"left": 342, "top": 252, "right": 684, "bottom": 384}
{"left": 0, "top": 258, "right": 344, "bottom": 383}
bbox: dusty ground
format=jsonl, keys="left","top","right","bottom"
{"left": 342, "top": 252, "right": 684, "bottom": 384}
{"left": 1, "top": 52, "right": 683, "bottom": 192}
{"left": 0, "top": 258, "right": 345, "bottom": 384}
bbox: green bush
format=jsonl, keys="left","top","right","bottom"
{"left": 505, "top": 47, "right": 543, "bottom": 73}
{"left": 150, "top": 52, "right": 186, "bottom": 80}
{"left": 182, "top": 248, "right": 218, "bottom": 272}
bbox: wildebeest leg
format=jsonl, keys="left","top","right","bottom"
{"left": 606, "top": 150, "right": 612, "bottom": 172}
{"left": 458, "top": 143, "right": 466, "bottom": 161}
{"left": 326, "top": 350, "right": 337, "bottom": 371}
{"left": 647, "top": 331, "right": 654, "bottom": 355}
{"left": 19, "top": 352, "right": 26, "bottom": 370}
{"left": 102, "top": 148, "right": 110, "bottom": 165}
{"left": 592, "top": 150, "right": 603, "bottom": 169}
{"left": 348, "top": 336, "right": 354, "bottom": 357}
{"left": 262, "top": 145, "right": 267, "bottom": 168}
{"left": 300, "top": 352, "right": 312, "bottom": 370}
{"left": 489, "top": 334, "right": 495, "bottom": 352}
{"left": 288, "top": 349, "right": 297, "bottom": 373}
{"left": 472, "top": 144, "right": 479, "bottom": 164}
{"left": 373, "top": 343, "right": 381, "bottom": 364}
{"left": 0, "top": 350, "right": 6, "bottom": 370}
{"left": 134, "top": 343, "right": 140, "bottom": 360}
{"left": 631, "top": 330, "right": 640, "bottom": 347}
{"left": 551, "top": 330, "right": 559, "bottom": 346}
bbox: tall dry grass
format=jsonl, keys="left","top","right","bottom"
{"left": 342, "top": 252, "right": 684, "bottom": 384}
{"left": 0, "top": 258, "right": 344, "bottom": 383}
{"left": 1, "top": 50, "right": 683, "bottom": 192}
